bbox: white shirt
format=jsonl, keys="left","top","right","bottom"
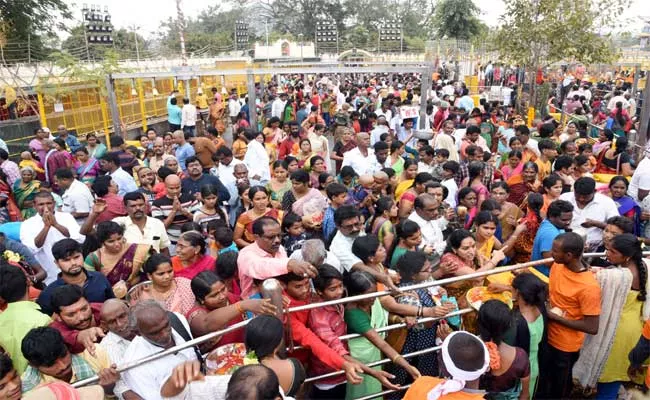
{"left": 559, "top": 192, "right": 619, "bottom": 248}
{"left": 408, "top": 211, "right": 448, "bottom": 255}
{"left": 341, "top": 147, "right": 376, "bottom": 176}
{"left": 336, "top": 92, "right": 346, "bottom": 110}
{"left": 61, "top": 179, "right": 94, "bottom": 223}
{"left": 101, "top": 331, "right": 131, "bottom": 400}
{"left": 20, "top": 211, "right": 85, "bottom": 285}
{"left": 370, "top": 125, "right": 389, "bottom": 146}
{"left": 122, "top": 316, "right": 197, "bottom": 400}
{"left": 271, "top": 98, "right": 286, "bottom": 118}
{"left": 629, "top": 156, "right": 650, "bottom": 202}
{"left": 111, "top": 167, "right": 138, "bottom": 197}
{"left": 214, "top": 159, "right": 244, "bottom": 186}
{"left": 289, "top": 250, "right": 343, "bottom": 273}
{"left": 164, "top": 376, "right": 294, "bottom": 400}
{"left": 330, "top": 231, "right": 365, "bottom": 272}
{"left": 397, "top": 127, "right": 417, "bottom": 149}
{"left": 181, "top": 104, "right": 197, "bottom": 128}
{"left": 228, "top": 99, "right": 241, "bottom": 117}
{"left": 244, "top": 140, "right": 271, "bottom": 185}
{"left": 442, "top": 178, "right": 458, "bottom": 208}
{"left": 112, "top": 216, "right": 171, "bottom": 253}
{"left": 375, "top": 109, "right": 393, "bottom": 124}
{"left": 607, "top": 95, "right": 629, "bottom": 111}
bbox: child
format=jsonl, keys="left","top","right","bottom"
{"left": 534, "top": 139, "right": 557, "bottom": 181}
{"left": 19, "top": 151, "right": 44, "bottom": 175}
{"left": 153, "top": 166, "right": 175, "bottom": 199}
{"left": 232, "top": 127, "right": 248, "bottom": 160}
{"left": 323, "top": 183, "right": 348, "bottom": 241}
{"left": 281, "top": 213, "right": 307, "bottom": 256}
{"left": 194, "top": 184, "right": 229, "bottom": 232}
{"left": 214, "top": 251, "right": 241, "bottom": 299}
{"left": 344, "top": 270, "right": 421, "bottom": 399}
{"left": 309, "top": 265, "right": 399, "bottom": 399}
{"left": 432, "top": 148, "right": 450, "bottom": 181}
{"left": 208, "top": 221, "right": 237, "bottom": 258}
{"left": 38, "top": 182, "right": 63, "bottom": 209}
{"left": 441, "top": 161, "right": 459, "bottom": 208}
{"left": 337, "top": 166, "right": 358, "bottom": 189}
{"left": 573, "top": 155, "right": 593, "bottom": 179}
{"left": 578, "top": 143, "right": 597, "bottom": 172}
{"left": 537, "top": 232, "right": 601, "bottom": 399}
{"left": 348, "top": 175, "right": 375, "bottom": 220}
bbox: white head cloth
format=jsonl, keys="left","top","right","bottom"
{"left": 427, "top": 331, "right": 490, "bottom": 400}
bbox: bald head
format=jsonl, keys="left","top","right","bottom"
{"left": 129, "top": 300, "right": 174, "bottom": 348}
{"left": 164, "top": 174, "right": 182, "bottom": 199}
{"left": 100, "top": 299, "right": 135, "bottom": 340}
{"left": 358, "top": 174, "right": 374, "bottom": 187}
{"left": 357, "top": 132, "right": 371, "bottom": 149}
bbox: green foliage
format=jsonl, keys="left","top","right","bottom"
{"left": 431, "top": 0, "right": 486, "bottom": 40}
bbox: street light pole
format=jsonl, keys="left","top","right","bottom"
{"left": 129, "top": 24, "right": 141, "bottom": 64}
{"left": 175, "top": 0, "right": 188, "bottom": 65}
{"left": 265, "top": 20, "right": 270, "bottom": 64}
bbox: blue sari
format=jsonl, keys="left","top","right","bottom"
{"left": 613, "top": 195, "right": 641, "bottom": 235}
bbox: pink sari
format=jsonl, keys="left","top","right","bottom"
{"left": 172, "top": 254, "right": 216, "bottom": 280}
{"left": 292, "top": 188, "right": 327, "bottom": 217}
{"left": 500, "top": 162, "right": 524, "bottom": 181}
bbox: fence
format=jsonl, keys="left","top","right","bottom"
{"left": 70, "top": 252, "right": 628, "bottom": 399}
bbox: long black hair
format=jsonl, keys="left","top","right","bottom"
{"left": 610, "top": 233, "right": 647, "bottom": 302}
{"left": 511, "top": 272, "right": 547, "bottom": 311}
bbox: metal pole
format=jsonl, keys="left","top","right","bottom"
{"left": 247, "top": 70, "right": 257, "bottom": 129}
{"left": 137, "top": 79, "right": 147, "bottom": 131}
{"left": 105, "top": 74, "right": 121, "bottom": 138}
{"left": 400, "top": 22, "right": 403, "bottom": 55}
{"left": 184, "top": 79, "right": 191, "bottom": 102}
{"left": 27, "top": 33, "right": 31, "bottom": 64}
{"left": 133, "top": 28, "right": 140, "bottom": 64}
{"left": 82, "top": 9, "right": 91, "bottom": 61}
{"left": 175, "top": 0, "right": 187, "bottom": 65}
{"left": 265, "top": 20, "right": 270, "bottom": 64}
{"left": 633, "top": 64, "right": 641, "bottom": 97}
{"left": 638, "top": 70, "right": 650, "bottom": 153}
{"left": 419, "top": 64, "right": 433, "bottom": 129}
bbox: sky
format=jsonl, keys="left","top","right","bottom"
{"left": 65, "top": 0, "right": 647, "bottom": 40}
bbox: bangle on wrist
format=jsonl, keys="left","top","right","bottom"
{"left": 391, "top": 354, "right": 402, "bottom": 363}
{"left": 236, "top": 302, "right": 245, "bottom": 314}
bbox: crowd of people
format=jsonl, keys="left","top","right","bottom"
{"left": 0, "top": 70, "right": 648, "bottom": 400}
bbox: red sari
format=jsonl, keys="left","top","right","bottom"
{"left": 185, "top": 292, "right": 245, "bottom": 351}
{"left": 172, "top": 254, "right": 216, "bottom": 280}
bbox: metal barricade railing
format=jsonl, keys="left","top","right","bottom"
{"left": 71, "top": 252, "right": 631, "bottom": 395}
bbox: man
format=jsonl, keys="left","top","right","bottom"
{"left": 109, "top": 136, "right": 140, "bottom": 175}
{"left": 417, "top": 145, "right": 436, "bottom": 176}
{"left": 152, "top": 174, "right": 200, "bottom": 249}
{"left": 0, "top": 353, "right": 22, "bottom": 399}
{"left": 559, "top": 177, "right": 619, "bottom": 251}
{"left": 181, "top": 156, "right": 230, "bottom": 201}
{"left": 48, "top": 285, "right": 105, "bottom": 354}
{"left": 55, "top": 125, "right": 81, "bottom": 152}
{"left": 0, "top": 149, "right": 19, "bottom": 187}
{"left": 121, "top": 300, "right": 199, "bottom": 400}
{"left": 55, "top": 168, "right": 93, "bottom": 224}
{"left": 167, "top": 91, "right": 182, "bottom": 131}
{"left": 278, "top": 122, "right": 302, "bottom": 160}
{"left": 342, "top": 132, "right": 376, "bottom": 176}
{"left": 113, "top": 192, "right": 171, "bottom": 255}
{"left": 625, "top": 92, "right": 636, "bottom": 116}
{"left": 459, "top": 125, "right": 488, "bottom": 160}
{"left": 193, "top": 127, "right": 223, "bottom": 170}
{"left": 628, "top": 148, "right": 650, "bottom": 204}
{"left": 289, "top": 238, "right": 343, "bottom": 273}
{"left": 173, "top": 130, "right": 196, "bottom": 172}
{"left": 531, "top": 199, "right": 574, "bottom": 276}
{"left": 228, "top": 94, "right": 241, "bottom": 125}
{"left": 20, "top": 192, "right": 84, "bottom": 285}
{"left": 225, "top": 163, "right": 250, "bottom": 224}
{"left": 458, "top": 88, "right": 474, "bottom": 113}
{"left": 370, "top": 116, "right": 390, "bottom": 146}
{"left": 408, "top": 194, "right": 447, "bottom": 256}
{"left": 99, "top": 299, "right": 140, "bottom": 400}
{"left": 457, "top": 146, "right": 494, "bottom": 189}
{"left": 213, "top": 146, "right": 243, "bottom": 184}
{"left": 148, "top": 138, "right": 174, "bottom": 174}
{"left": 99, "top": 152, "right": 138, "bottom": 197}
{"left": 243, "top": 130, "right": 271, "bottom": 186}
{"left": 271, "top": 92, "right": 287, "bottom": 119}
{"left": 371, "top": 141, "right": 390, "bottom": 174}
{"left": 42, "top": 140, "right": 70, "bottom": 191}
{"left": 180, "top": 98, "right": 197, "bottom": 137}
{"left": 329, "top": 206, "right": 397, "bottom": 290}
{"left": 21, "top": 326, "right": 119, "bottom": 393}
{"left": 537, "top": 232, "right": 601, "bottom": 399}
{"left": 237, "top": 217, "right": 317, "bottom": 299}
{"left": 226, "top": 365, "right": 285, "bottom": 400}
{"left": 36, "top": 239, "right": 114, "bottom": 315}
{"left": 0, "top": 266, "right": 51, "bottom": 375}
{"left": 195, "top": 89, "right": 210, "bottom": 123}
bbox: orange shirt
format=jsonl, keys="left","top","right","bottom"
{"left": 643, "top": 320, "right": 650, "bottom": 388}
{"left": 534, "top": 158, "right": 551, "bottom": 181}
{"left": 547, "top": 262, "right": 601, "bottom": 352}
{"left": 404, "top": 377, "right": 485, "bottom": 400}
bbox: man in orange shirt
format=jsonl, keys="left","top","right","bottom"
{"left": 191, "top": 126, "right": 224, "bottom": 171}
{"left": 628, "top": 320, "right": 650, "bottom": 392}
{"left": 537, "top": 232, "right": 601, "bottom": 399}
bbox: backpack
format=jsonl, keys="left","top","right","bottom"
{"left": 168, "top": 312, "right": 206, "bottom": 373}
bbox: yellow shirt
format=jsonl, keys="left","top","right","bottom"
{"left": 196, "top": 93, "right": 209, "bottom": 109}
{"left": 19, "top": 159, "right": 45, "bottom": 174}
{"left": 535, "top": 158, "right": 551, "bottom": 181}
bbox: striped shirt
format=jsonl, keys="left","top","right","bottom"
{"left": 151, "top": 194, "right": 200, "bottom": 243}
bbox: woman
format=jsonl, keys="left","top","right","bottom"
{"left": 317, "top": 173, "right": 335, "bottom": 197}
{"left": 187, "top": 271, "right": 275, "bottom": 353}
{"left": 84, "top": 132, "right": 107, "bottom": 160}
{"left": 366, "top": 196, "right": 398, "bottom": 255}
{"left": 397, "top": 172, "right": 433, "bottom": 219}
{"left": 456, "top": 187, "right": 478, "bottom": 229}
{"left": 84, "top": 221, "right": 151, "bottom": 298}
{"left": 389, "top": 220, "right": 432, "bottom": 267}
{"left": 593, "top": 128, "right": 614, "bottom": 156}
{"left": 234, "top": 186, "right": 284, "bottom": 247}
{"left": 129, "top": 253, "right": 195, "bottom": 315}
{"left": 345, "top": 271, "right": 420, "bottom": 400}
{"left": 594, "top": 136, "right": 634, "bottom": 177}
{"left": 163, "top": 132, "right": 175, "bottom": 155}
{"left": 609, "top": 175, "right": 641, "bottom": 235}
{"left": 572, "top": 234, "right": 650, "bottom": 397}
{"left": 506, "top": 162, "right": 539, "bottom": 208}
{"left": 540, "top": 175, "right": 563, "bottom": 217}
{"left": 307, "top": 155, "right": 327, "bottom": 188}
{"left": 163, "top": 156, "right": 183, "bottom": 178}
{"left": 296, "top": 138, "right": 316, "bottom": 169}
{"left": 500, "top": 150, "right": 523, "bottom": 182}
{"left": 474, "top": 211, "right": 511, "bottom": 266}
{"left": 43, "top": 139, "right": 72, "bottom": 191}
{"left": 13, "top": 166, "right": 40, "bottom": 219}
{"left": 28, "top": 127, "right": 48, "bottom": 165}
{"left": 73, "top": 146, "right": 101, "bottom": 185}
{"left": 468, "top": 162, "right": 489, "bottom": 211}
{"left": 490, "top": 182, "right": 523, "bottom": 241}
{"left": 209, "top": 97, "right": 227, "bottom": 135}
{"left": 281, "top": 170, "right": 327, "bottom": 220}
{"left": 136, "top": 167, "right": 157, "bottom": 206}
{"left": 388, "top": 141, "right": 406, "bottom": 176}
{"left": 440, "top": 229, "right": 505, "bottom": 330}
{"left": 245, "top": 315, "right": 306, "bottom": 398}
{"left": 394, "top": 159, "right": 419, "bottom": 201}
{"left": 478, "top": 300, "right": 531, "bottom": 399}
{"left": 510, "top": 193, "right": 544, "bottom": 264}
{"left": 607, "top": 101, "right": 631, "bottom": 135}
{"left": 234, "top": 111, "right": 250, "bottom": 131}
{"left": 266, "top": 160, "right": 292, "bottom": 209}
{"left": 171, "top": 231, "right": 216, "bottom": 280}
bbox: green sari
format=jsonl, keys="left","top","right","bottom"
{"left": 345, "top": 299, "right": 389, "bottom": 400}
{"left": 13, "top": 179, "right": 40, "bottom": 219}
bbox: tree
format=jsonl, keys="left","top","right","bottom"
{"left": 492, "top": 0, "right": 630, "bottom": 111}
{"left": 431, "top": 0, "right": 485, "bottom": 40}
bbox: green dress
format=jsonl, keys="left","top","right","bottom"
{"left": 390, "top": 246, "right": 408, "bottom": 268}
{"left": 345, "top": 299, "right": 388, "bottom": 400}
{"left": 527, "top": 315, "right": 544, "bottom": 398}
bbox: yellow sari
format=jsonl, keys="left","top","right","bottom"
{"left": 394, "top": 179, "right": 414, "bottom": 201}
